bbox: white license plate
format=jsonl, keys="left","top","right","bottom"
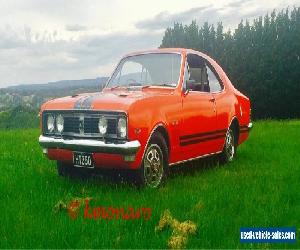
{"left": 73, "top": 152, "right": 94, "bottom": 168}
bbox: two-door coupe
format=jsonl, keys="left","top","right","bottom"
{"left": 39, "top": 48, "right": 252, "bottom": 188}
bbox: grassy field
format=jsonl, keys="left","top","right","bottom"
{"left": 0, "top": 120, "right": 299, "bottom": 248}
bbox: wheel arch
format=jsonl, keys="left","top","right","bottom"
{"left": 154, "top": 125, "right": 170, "bottom": 154}
{"left": 229, "top": 116, "right": 240, "bottom": 146}
{"left": 141, "top": 123, "right": 170, "bottom": 164}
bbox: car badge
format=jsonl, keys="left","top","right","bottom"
{"left": 79, "top": 114, "right": 84, "bottom": 134}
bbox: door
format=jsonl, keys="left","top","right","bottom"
{"left": 206, "top": 62, "right": 229, "bottom": 151}
{"left": 179, "top": 54, "right": 217, "bottom": 159}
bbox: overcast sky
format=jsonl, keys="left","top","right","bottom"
{"left": 0, "top": 0, "right": 298, "bottom": 87}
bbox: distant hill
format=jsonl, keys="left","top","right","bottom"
{"left": 0, "top": 77, "right": 109, "bottom": 111}
{"left": 1, "top": 77, "right": 108, "bottom": 96}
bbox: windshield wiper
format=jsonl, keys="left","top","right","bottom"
{"left": 110, "top": 86, "right": 124, "bottom": 90}
{"left": 141, "top": 85, "right": 152, "bottom": 90}
{"left": 140, "top": 83, "right": 176, "bottom": 89}
{"left": 156, "top": 83, "right": 176, "bottom": 87}
{"left": 126, "top": 84, "right": 143, "bottom": 89}
{"left": 127, "top": 83, "right": 153, "bottom": 90}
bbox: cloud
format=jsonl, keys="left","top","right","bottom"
{"left": 135, "top": 6, "right": 212, "bottom": 31}
{"left": 0, "top": 27, "right": 162, "bottom": 87}
{"left": 65, "top": 24, "right": 88, "bottom": 32}
{"left": 225, "top": 0, "right": 253, "bottom": 8}
{"left": 0, "top": 0, "right": 298, "bottom": 87}
{"left": 135, "top": 0, "right": 275, "bottom": 31}
{"left": 0, "top": 26, "right": 27, "bottom": 49}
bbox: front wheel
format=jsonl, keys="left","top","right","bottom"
{"left": 219, "top": 128, "right": 236, "bottom": 163}
{"left": 134, "top": 132, "right": 168, "bottom": 188}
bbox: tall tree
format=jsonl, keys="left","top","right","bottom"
{"left": 160, "top": 7, "right": 300, "bottom": 119}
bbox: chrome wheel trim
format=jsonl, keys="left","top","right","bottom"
{"left": 225, "top": 129, "right": 235, "bottom": 161}
{"left": 143, "top": 144, "right": 164, "bottom": 188}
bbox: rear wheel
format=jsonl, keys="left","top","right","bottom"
{"left": 135, "top": 132, "right": 168, "bottom": 188}
{"left": 220, "top": 128, "right": 236, "bottom": 163}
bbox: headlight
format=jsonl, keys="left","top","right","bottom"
{"left": 118, "top": 117, "right": 127, "bottom": 138}
{"left": 47, "top": 115, "right": 55, "bottom": 133}
{"left": 56, "top": 114, "right": 64, "bottom": 133}
{"left": 98, "top": 116, "right": 107, "bottom": 135}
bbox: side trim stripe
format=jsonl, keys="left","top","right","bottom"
{"left": 179, "top": 124, "right": 250, "bottom": 147}
{"left": 240, "top": 125, "right": 250, "bottom": 133}
{"left": 180, "top": 134, "right": 225, "bottom": 146}
{"left": 180, "top": 129, "right": 227, "bottom": 140}
{"left": 240, "top": 129, "right": 249, "bottom": 133}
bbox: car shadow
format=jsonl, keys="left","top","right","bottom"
{"left": 72, "top": 154, "right": 222, "bottom": 187}
{"left": 70, "top": 168, "right": 133, "bottom": 186}
{"left": 168, "top": 155, "right": 221, "bottom": 179}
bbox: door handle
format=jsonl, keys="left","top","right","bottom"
{"left": 209, "top": 97, "right": 215, "bottom": 102}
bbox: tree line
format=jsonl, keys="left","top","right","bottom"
{"left": 160, "top": 7, "right": 300, "bottom": 119}
{"left": 0, "top": 106, "right": 39, "bottom": 130}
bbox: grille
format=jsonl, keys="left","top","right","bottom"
{"left": 107, "top": 118, "right": 117, "bottom": 134}
{"left": 83, "top": 117, "right": 99, "bottom": 134}
{"left": 64, "top": 117, "right": 80, "bottom": 133}
{"left": 82, "top": 117, "right": 117, "bottom": 135}
{"left": 43, "top": 111, "right": 124, "bottom": 139}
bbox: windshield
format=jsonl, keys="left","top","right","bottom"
{"left": 107, "top": 53, "right": 182, "bottom": 88}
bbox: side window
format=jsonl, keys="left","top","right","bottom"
{"left": 206, "top": 65, "right": 223, "bottom": 92}
{"left": 186, "top": 54, "right": 210, "bottom": 92}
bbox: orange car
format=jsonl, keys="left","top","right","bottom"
{"left": 39, "top": 48, "right": 252, "bottom": 188}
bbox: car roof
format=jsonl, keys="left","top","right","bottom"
{"left": 124, "top": 48, "right": 183, "bottom": 56}
{"left": 123, "top": 48, "right": 210, "bottom": 60}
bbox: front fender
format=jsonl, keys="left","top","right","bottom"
{"left": 127, "top": 107, "right": 168, "bottom": 169}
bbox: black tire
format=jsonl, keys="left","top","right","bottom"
{"left": 219, "top": 127, "right": 237, "bottom": 164}
{"left": 134, "top": 132, "right": 169, "bottom": 188}
{"left": 57, "top": 161, "right": 92, "bottom": 179}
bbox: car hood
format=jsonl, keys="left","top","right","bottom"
{"left": 41, "top": 88, "right": 175, "bottom": 112}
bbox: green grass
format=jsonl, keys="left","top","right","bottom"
{"left": 0, "top": 120, "right": 299, "bottom": 248}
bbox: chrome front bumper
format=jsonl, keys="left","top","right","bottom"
{"left": 38, "top": 135, "right": 141, "bottom": 155}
